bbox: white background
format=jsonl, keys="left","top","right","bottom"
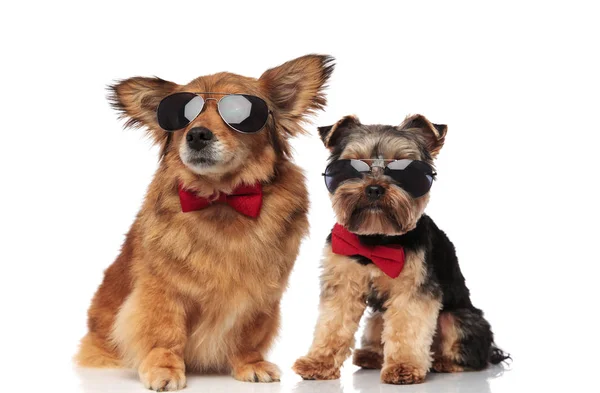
{"left": 1, "top": 1, "right": 599, "bottom": 392}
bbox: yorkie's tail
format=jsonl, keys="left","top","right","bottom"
{"left": 489, "top": 344, "right": 511, "bottom": 365}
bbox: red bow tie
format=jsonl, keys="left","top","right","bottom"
{"left": 178, "top": 182, "right": 263, "bottom": 218}
{"left": 331, "top": 223, "right": 405, "bottom": 278}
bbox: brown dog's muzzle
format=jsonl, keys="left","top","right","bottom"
{"left": 186, "top": 127, "right": 214, "bottom": 151}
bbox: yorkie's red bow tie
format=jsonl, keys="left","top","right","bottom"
{"left": 331, "top": 223, "right": 405, "bottom": 278}
{"left": 178, "top": 182, "right": 263, "bottom": 218}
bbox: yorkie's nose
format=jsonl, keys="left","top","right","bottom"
{"left": 186, "top": 127, "right": 214, "bottom": 151}
{"left": 366, "top": 185, "right": 385, "bottom": 200}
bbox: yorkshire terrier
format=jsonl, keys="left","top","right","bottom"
{"left": 293, "top": 114, "right": 509, "bottom": 384}
{"left": 75, "top": 55, "right": 334, "bottom": 391}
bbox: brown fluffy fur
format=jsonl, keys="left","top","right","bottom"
{"left": 76, "top": 55, "right": 334, "bottom": 391}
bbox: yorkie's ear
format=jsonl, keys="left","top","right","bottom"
{"left": 109, "top": 77, "right": 178, "bottom": 146}
{"left": 399, "top": 114, "right": 448, "bottom": 158}
{"left": 318, "top": 115, "right": 361, "bottom": 150}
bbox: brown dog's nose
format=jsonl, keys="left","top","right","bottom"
{"left": 366, "top": 185, "right": 385, "bottom": 200}
{"left": 186, "top": 127, "right": 214, "bottom": 151}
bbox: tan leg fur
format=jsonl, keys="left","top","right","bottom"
{"left": 292, "top": 247, "right": 371, "bottom": 379}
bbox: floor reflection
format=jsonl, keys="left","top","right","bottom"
{"left": 290, "top": 379, "right": 344, "bottom": 393}
{"left": 75, "top": 364, "right": 507, "bottom": 393}
{"left": 352, "top": 366, "right": 505, "bottom": 393}
{"left": 291, "top": 366, "right": 507, "bottom": 393}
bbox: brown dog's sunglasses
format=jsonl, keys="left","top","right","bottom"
{"left": 157, "top": 92, "right": 271, "bottom": 133}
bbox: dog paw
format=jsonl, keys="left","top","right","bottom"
{"left": 431, "top": 358, "right": 464, "bottom": 373}
{"left": 139, "top": 348, "right": 186, "bottom": 391}
{"left": 381, "top": 363, "right": 426, "bottom": 385}
{"left": 139, "top": 366, "right": 186, "bottom": 391}
{"left": 292, "top": 356, "right": 340, "bottom": 380}
{"left": 233, "top": 360, "right": 281, "bottom": 382}
{"left": 353, "top": 348, "right": 383, "bottom": 369}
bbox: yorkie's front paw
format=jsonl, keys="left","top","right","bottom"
{"left": 381, "top": 363, "right": 426, "bottom": 385}
{"left": 232, "top": 360, "right": 281, "bottom": 382}
{"left": 293, "top": 356, "right": 340, "bottom": 380}
{"left": 353, "top": 348, "right": 383, "bottom": 369}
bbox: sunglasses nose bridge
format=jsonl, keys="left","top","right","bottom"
{"left": 190, "top": 98, "right": 219, "bottom": 124}
{"left": 202, "top": 97, "right": 219, "bottom": 109}
{"left": 370, "top": 166, "right": 384, "bottom": 177}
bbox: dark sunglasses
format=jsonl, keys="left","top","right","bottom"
{"left": 323, "top": 159, "right": 437, "bottom": 197}
{"left": 156, "top": 92, "right": 270, "bottom": 133}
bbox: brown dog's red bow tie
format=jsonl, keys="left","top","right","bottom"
{"left": 331, "top": 223, "right": 405, "bottom": 278}
{"left": 178, "top": 183, "right": 263, "bottom": 218}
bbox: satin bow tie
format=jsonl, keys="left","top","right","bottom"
{"left": 331, "top": 223, "right": 405, "bottom": 278}
{"left": 178, "top": 182, "right": 263, "bottom": 218}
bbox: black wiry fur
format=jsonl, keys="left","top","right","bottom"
{"left": 318, "top": 125, "right": 333, "bottom": 142}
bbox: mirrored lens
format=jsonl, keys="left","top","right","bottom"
{"left": 157, "top": 93, "right": 204, "bottom": 131}
{"left": 218, "top": 94, "right": 269, "bottom": 133}
{"left": 385, "top": 160, "right": 434, "bottom": 197}
{"left": 323, "top": 159, "right": 370, "bottom": 192}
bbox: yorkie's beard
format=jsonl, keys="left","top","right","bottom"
{"left": 346, "top": 206, "right": 405, "bottom": 235}
{"left": 332, "top": 184, "right": 428, "bottom": 236}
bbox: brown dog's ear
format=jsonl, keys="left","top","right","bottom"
{"left": 259, "top": 54, "right": 335, "bottom": 137}
{"left": 108, "top": 77, "right": 178, "bottom": 147}
{"left": 399, "top": 114, "right": 448, "bottom": 158}
{"left": 318, "top": 115, "right": 361, "bottom": 150}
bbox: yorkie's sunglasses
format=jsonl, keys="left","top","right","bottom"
{"left": 157, "top": 92, "right": 271, "bottom": 133}
{"left": 323, "top": 159, "right": 437, "bottom": 198}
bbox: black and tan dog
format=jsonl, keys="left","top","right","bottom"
{"left": 293, "top": 114, "right": 509, "bottom": 384}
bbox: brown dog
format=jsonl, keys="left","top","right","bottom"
{"left": 76, "top": 55, "right": 334, "bottom": 391}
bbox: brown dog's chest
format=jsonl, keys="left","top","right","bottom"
{"left": 136, "top": 171, "right": 309, "bottom": 303}
{"left": 172, "top": 201, "right": 304, "bottom": 265}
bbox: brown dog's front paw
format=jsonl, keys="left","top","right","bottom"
{"left": 353, "top": 348, "right": 383, "bottom": 369}
{"left": 233, "top": 360, "right": 280, "bottom": 382}
{"left": 381, "top": 363, "right": 426, "bottom": 385}
{"left": 292, "top": 356, "right": 340, "bottom": 380}
{"left": 139, "top": 348, "right": 186, "bottom": 391}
